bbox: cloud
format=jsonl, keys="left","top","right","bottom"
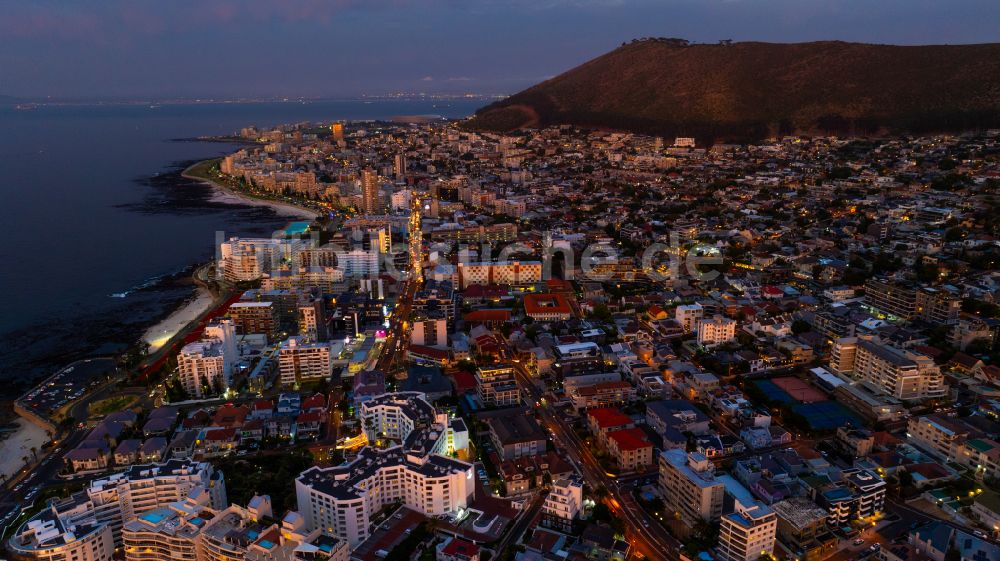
{"left": 420, "top": 76, "right": 435, "bottom": 81}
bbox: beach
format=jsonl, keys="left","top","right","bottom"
{"left": 181, "top": 162, "right": 319, "bottom": 220}
{"left": 142, "top": 286, "right": 215, "bottom": 352}
{"left": 0, "top": 418, "right": 50, "bottom": 480}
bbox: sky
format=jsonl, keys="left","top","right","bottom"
{"left": 2, "top": 0, "right": 999, "bottom": 100}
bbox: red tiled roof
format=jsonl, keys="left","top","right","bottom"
{"left": 463, "top": 309, "right": 512, "bottom": 322}
{"left": 608, "top": 428, "right": 652, "bottom": 451}
{"left": 297, "top": 411, "right": 325, "bottom": 424}
{"left": 204, "top": 428, "right": 237, "bottom": 441}
{"left": 302, "top": 393, "right": 327, "bottom": 410}
{"left": 441, "top": 537, "right": 480, "bottom": 558}
{"left": 587, "top": 407, "right": 632, "bottom": 429}
{"left": 523, "top": 293, "right": 573, "bottom": 316}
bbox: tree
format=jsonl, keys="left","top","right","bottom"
{"left": 791, "top": 319, "right": 812, "bottom": 335}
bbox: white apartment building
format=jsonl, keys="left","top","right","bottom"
{"left": 279, "top": 337, "right": 333, "bottom": 387}
{"left": 675, "top": 303, "right": 704, "bottom": 333}
{"left": 10, "top": 459, "right": 226, "bottom": 556}
{"left": 337, "top": 248, "right": 380, "bottom": 278}
{"left": 84, "top": 460, "right": 227, "bottom": 541}
{"left": 297, "top": 392, "right": 474, "bottom": 546}
{"left": 8, "top": 512, "right": 114, "bottom": 561}
{"left": 178, "top": 320, "right": 236, "bottom": 398}
{"left": 659, "top": 449, "right": 725, "bottom": 525}
{"left": 834, "top": 337, "right": 947, "bottom": 401}
{"left": 122, "top": 506, "right": 204, "bottom": 561}
{"left": 697, "top": 315, "right": 737, "bottom": 347}
{"left": 542, "top": 477, "right": 584, "bottom": 533}
{"left": 220, "top": 237, "right": 309, "bottom": 282}
{"left": 455, "top": 261, "right": 542, "bottom": 289}
{"left": 411, "top": 316, "right": 448, "bottom": 347}
{"left": 475, "top": 364, "right": 521, "bottom": 407}
{"left": 717, "top": 498, "right": 777, "bottom": 561}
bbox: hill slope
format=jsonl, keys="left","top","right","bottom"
{"left": 467, "top": 40, "right": 1000, "bottom": 142}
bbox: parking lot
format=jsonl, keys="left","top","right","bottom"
{"left": 19, "top": 358, "right": 117, "bottom": 418}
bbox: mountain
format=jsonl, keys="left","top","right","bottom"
{"left": 466, "top": 39, "right": 1000, "bottom": 142}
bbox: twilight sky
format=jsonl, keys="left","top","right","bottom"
{"left": 2, "top": 0, "right": 999, "bottom": 99}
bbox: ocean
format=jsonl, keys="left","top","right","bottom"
{"left": 0, "top": 98, "right": 483, "bottom": 392}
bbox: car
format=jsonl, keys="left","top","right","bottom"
{"left": 853, "top": 539, "right": 865, "bottom": 546}
{"left": 869, "top": 544, "right": 881, "bottom": 552}
{"left": 973, "top": 530, "right": 986, "bottom": 538}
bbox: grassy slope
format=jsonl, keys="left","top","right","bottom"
{"left": 467, "top": 40, "right": 1000, "bottom": 141}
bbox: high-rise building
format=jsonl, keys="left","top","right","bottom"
{"left": 394, "top": 153, "right": 407, "bottom": 180}
{"left": 475, "top": 363, "right": 520, "bottom": 407}
{"left": 279, "top": 337, "right": 332, "bottom": 387}
{"left": 330, "top": 123, "right": 344, "bottom": 142}
{"left": 178, "top": 340, "right": 227, "bottom": 398}
{"left": 361, "top": 168, "right": 381, "bottom": 214}
{"left": 658, "top": 449, "right": 725, "bottom": 525}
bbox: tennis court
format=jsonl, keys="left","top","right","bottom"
{"left": 753, "top": 380, "right": 798, "bottom": 404}
{"left": 772, "top": 376, "right": 827, "bottom": 404}
{"left": 792, "top": 401, "right": 863, "bottom": 430}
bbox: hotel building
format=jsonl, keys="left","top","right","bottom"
{"left": 296, "top": 393, "right": 474, "bottom": 546}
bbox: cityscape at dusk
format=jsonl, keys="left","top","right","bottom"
{"left": 2, "top": 4, "right": 1000, "bottom": 561}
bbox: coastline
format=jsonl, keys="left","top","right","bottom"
{"left": 181, "top": 160, "right": 320, "bottom": 220}
{"left": 141, "top": 286, "right": 215, "bottom": 352}
{"left": 134, "top": 159, "right": 321, "bottom": 364}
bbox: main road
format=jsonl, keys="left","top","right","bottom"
{"left": 509, "top": 360, "right": 682, "bottom": 561}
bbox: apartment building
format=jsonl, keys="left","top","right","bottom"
{"left": 456, "top": 260, "right": 542, "bottom": 289}
{"left": 832, "top": 337, "right": 946, "bottom": 401}
{"left": 542, "top": 476, "right": 584, "bottom": 533}
{"left": 659, "top": 449, "right": 725, "bottom": 525}
{"left": 697, "top": 315, "right": 737, "bottom": 347}
{"left": 607, "top": 428, "right": 654, "bottom": 471}
{"left": 220, "top": 237, "right": 308, "bottom": 282}
{"left": 675, "top": 303, "right": 704, "bottom": 333}
{"left": 430, "top": 223, "right": 518, "bottom": 244}
{"left": 279, "top": 337, "right": 332, "bottom": 387}
{"left": 178, "top": 340, "right": 228, "bottom": 399}
{"left": 228, "top": 301, "right": 279, "bottom": 341}
{"left": 411, "top": 315, "right": 448, "bottom": 347}
{"left": 907, "top": 415, "right": 969, "bottom": 460}
{"left": 476, "top": 364, "right": 521, "bottom": 407}
{"left": 296, "top": 392, "right": 474, "bottom": 546}
{"left": 487, "top": 414, "right": 547, "bottom": 461}
{"left": 864, "top": 279, "right": 960, "bottom": 324}
{"left": 121, "top": 507, "right": 204, "bottom": 561}
{"left": 9, "top": 459, "right": 226, "bottom": 557}
{"left": 569, "top": 380, "right": 636, "bottom": 410}
{"left": 8, "top": 510, "right": 114, "bottom": 561}
{"left": 717, "top": 498, "right": 777, "bottom": 561}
